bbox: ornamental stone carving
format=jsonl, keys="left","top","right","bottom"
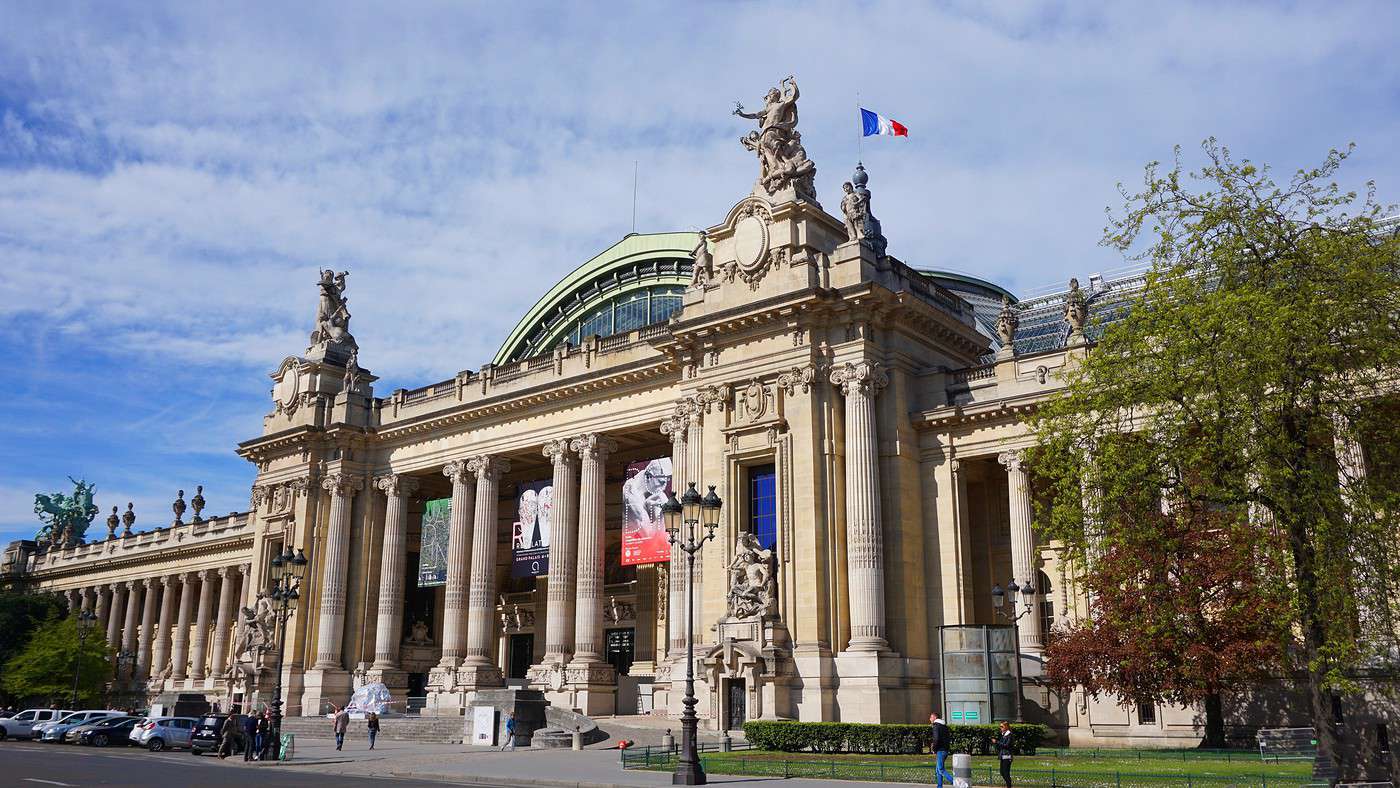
{"left": 121, "top": 503, "right": 135, "bottom": 536}
{"left": 190, "top": 485, "right": 205, "bottom": 523}
{"left": 996, "top": 295, "right": 1019, "bottom": 348}
{"left": 466, "top": 455, "right": 511, "bottom": 479}
{"left": 106, "top": 507, "right": 120, "bottom": 539}
{"left": 688, "top": 230, "right": 715, "bottom": 289}
{"left": 1064, "top": 278, "right": 1087, "bottom": 341}
{"left": 171, "top": 489, "right": 186, "bottom": 525}
{"left": 443, "top": 459, "right": 473, "bottom": 486}
{"left": 375, "top": 474, "right": 420, "bottom": 499}
{"left": 733, "top": 75, "right": 817, "bottom": 202}
{"left": 321, "top": 473, "right": 364, "bottom": 497}
{"left": 308, "top": 268, "right": 358, "bottom": 359}
{"left": 777, "top": 365, "right": 819, "bottom": 395}
{"left": 737, "top": 379, "right": 770, "bottom": 423}
{"left": 726, "top": 532, "right": 777, "bottom": 619}
{"left": 725, "top": 199, "right": 784, "bottom": 289}
{"left": 829, "top": 361, "right": 889, "bottom": 397}
{"left": 998, "top": 450, "right": 1026, "bottom": 475}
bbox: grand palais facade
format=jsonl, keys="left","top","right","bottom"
{"left": 4, "top": 79, "right": 1391, "bottom": 747}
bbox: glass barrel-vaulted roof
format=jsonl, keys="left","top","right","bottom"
{"left": 493, "top": 232, "right": 697, "bottom": 365}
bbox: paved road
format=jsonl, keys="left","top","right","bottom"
{"left": 0, "top": 740, "right": 474, "bottom": 787}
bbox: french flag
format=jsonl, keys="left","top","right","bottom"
{"left": 861, "top": 107, "right": 908, "bottom": 138}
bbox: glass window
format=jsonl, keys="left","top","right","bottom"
{"left": 651, "top": 289, "right": 683, "bottom": 324}
{"left": 580, "top": 303, "right": 611, "bottom": 340}
{"left": 748, "top": 464, "right": 777, "bottom": 551}
{"left": 1137, "top": 703, "right": 1156, "bottom": 725}
{"left": 614, "top": 291, "right": 650, "bottom": 334}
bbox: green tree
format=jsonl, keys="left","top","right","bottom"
{"left": 0, "top": 590, "right": 66, "bottom": 672}
{"left": 1, "top": 614, "right": 111, "bottom": 707}
{"left": 1029, "top": 141, "right": 1399, "bottom": 778}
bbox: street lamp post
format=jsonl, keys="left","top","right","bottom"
{"left": 268, "top": 544, "right": 309, "bottom": 761}
{"left": 991, "top": 579, "right": 1038, "bottom": 722}
{"left": 72, "top": 609, "right": 98, "bottom": 708}
{"left": 662, "top": 482, "right": 721, "bottom": 786}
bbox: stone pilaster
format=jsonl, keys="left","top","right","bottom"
{"left": 437, "top": 460, "right": 476, "bottom": 670}
{"left": 313, "top": 473, "right": 363, "bottom": 670}
{"left": 999, "top": 450, "right": 1043, "bottom": 653}
{"left": 541, "top": 439, "right": 579, "bottom": 665}
{"left": 660, "top": 413, "right": 689, "bottom": 659}
{"left": 137, "top": 578, "right": 157, "bottom": 679}
{"left": 189, "top": 569, "right": 215, "bottom": 681}
{"left": 152, "top": 576, "right": 176, "bottom": 682}
{"left": 831, "top": 361, "right": 890, "bottom": 653}
{"left": 372, "top": 474, "right": 420, "bottom": 673}
{"left": 208, "top": 567, "right": 237, "bottom": 682}
{"left": 105, "top": 582, "right": 124, "bottom": 646}
{"left": 458, "top": 455, "right": 509, "bottom": 688}
{"left": 568, "top": 433, "right": 618, "bottom": 715}
{"left": 171, "top": 574, "right": 194, "bottom": 681}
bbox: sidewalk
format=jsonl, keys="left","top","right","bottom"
{"left": 238, "top": 735, "right": 930, "bottom": 788}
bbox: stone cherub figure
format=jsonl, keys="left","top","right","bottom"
{"left": 688, "top": 230, "right": 714, "bottom": 288}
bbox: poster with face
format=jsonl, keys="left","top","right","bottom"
{"left": 511, "top": 479, "right": 551, "bottom": 577}
{"left": 621, "top": 457, "right": 673, "bottom": 566}
{"left": 418, "top": 498, "right": 450, "bottom": 587}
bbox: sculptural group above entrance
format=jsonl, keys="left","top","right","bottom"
{"left": 734, "top": 76, "right": 817, "bottom": 203}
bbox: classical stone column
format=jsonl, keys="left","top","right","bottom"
{"left": 81, "top": 587, "right": 95, "bottom": 613}
{"left": 171, "top": 573, "right": 195, "bottom": 681}
{"left": 314, "top": 473, "right": 363, "bottom": 670}
{"left": 65, "top": 588, "right": 79, "bottom": 612}
{"left": 105, "top": 582, "right": 124, "bottom": 646}
{"left": 372, "top": 474, "right": 420, "bottom": 670}
{"left": 137, "top": 578, "right": 158, "bottom": 678}
{"left": 189, "top": 570, "right": 216, "bottom": 680}
{"left": 152, "top": 577, "right": 176, "bottom": 680}
{"left": 660, "top": 412, "right": 689, "bottom": 659}
{"left": 999, "top": 450, "right": 1043, "bottom": 652}
{"left": 208, "top": 567, "right": 238, "bottom": 681}
{"left": 460, "top": 455, "right": 510, "bottom": 686}
{"left": 570, "top": 434, "right": 617, "bottom": 664}
{"left": 120, "top": 582, "right": 141, "bottom": 678}
{"left": 831, "top": 361, "right": 890, "bottom": 652}
{"left": 541, "top": 439, "right": 579, "bottom": 664}
{"left": 94, "top": 586, "right": 111, "bottom": 641}
{"left": 437, "top": 461, "right": 476, "bottom": 670}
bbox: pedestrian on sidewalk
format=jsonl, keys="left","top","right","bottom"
{"left": 255, "top": 711, "right": 271, "bottom": 760}
{"left": 929, "top": 711, "right": 955, "bottom": 788}
{"left": 218, "top": 713, "right": 241, "bottom": 759}
{"left": 242, "top": 712, "right": 258, "bottom": 761}
{"left": 332, "top": 705, "right": 350, "bottom": 751}
{"left": 366, "top": 711, "right": 380, "bottom": 750}
{"left": 997, "top": 720, "right": 1014, "bottom": 787}
{"left": 500, "top": 713, "right": 517, "bottom": 751}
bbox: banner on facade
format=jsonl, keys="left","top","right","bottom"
{"left": 511, "top": 479, "right": 552, "bottom": 578}
{"left": 621, "top": 457, "right": 673, "bottom": 566}
{"left": 418, "top": 497, "right": 450, "bottom": 587}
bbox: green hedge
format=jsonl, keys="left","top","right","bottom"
{"left": 742, "top": 720, "right": 1049, "bottom": 755}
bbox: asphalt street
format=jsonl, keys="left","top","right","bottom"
{"left": 0, "top": 740, "right": 490, "bottom": 787}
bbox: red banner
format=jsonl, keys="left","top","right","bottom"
{"left": 621, "top": 458, "right": 672, "bottom": 566}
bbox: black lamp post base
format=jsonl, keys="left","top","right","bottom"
{"left": 672, "top": 762, "right": 706, "bottom": 785}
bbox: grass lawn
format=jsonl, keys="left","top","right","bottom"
{"left": 635, "top": 749, "right": 1316, "bottom": 786}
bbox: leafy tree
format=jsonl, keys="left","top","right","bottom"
{"left": 1, "top": 614, "right": 111, "bottom": 707}
{"left": 0, "top": 590, "right": 66, "bottom": 673}
{"left": 1029, "top": 141, "right": 1399, "bottom": 777}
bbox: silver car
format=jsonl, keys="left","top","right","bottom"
{"left": 128, "top": 716, "right": 198, "bottom": 751}
{"left": 0, "top": 709, "right": 72, "bottom": 740}
{"left": 38, "top": 710, "right": 125, "bottom": 742}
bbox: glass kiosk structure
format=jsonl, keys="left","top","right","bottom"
{"left": 938, "top": 625, "right": 1020, "bottom": 724}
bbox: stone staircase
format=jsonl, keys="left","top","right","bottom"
{"left": 277, "top": 715, "right": 464, "bottom": 744}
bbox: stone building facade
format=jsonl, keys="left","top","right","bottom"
{"left": 4, "top": 81, "right": 1394, "bottom": 747}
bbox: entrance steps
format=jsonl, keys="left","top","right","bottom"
{"left": 278, "top": 714, "right": 464, "bottom": 744}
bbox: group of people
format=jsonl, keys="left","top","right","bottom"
{"left": 218, "top": 709, "right": 277, "bottom": 761}
{"left": 330, "top": 705, "right": 380, "bottom": 751}
{"left": 930, "top": 712, "right": 1017, "bottom": 788}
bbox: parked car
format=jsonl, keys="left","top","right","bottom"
{"left": 76, "top": 716, "right": 142, "bottom": 747}
{"left": 0, "top": 709, "right": 73, "bottom": 741}
{"left": 128, "top": 716, "right": 197, "bottom": 751}
{"left": 189, "top": 713, "right": 228, "bottom": 756}
{"left": 38, "top": 710, "right": 125, "bottom": 742}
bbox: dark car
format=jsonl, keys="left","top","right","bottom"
{"left": 190, "top": 714, "right": 229, "bottom": 756}
{"left": 78, "top": 716, "right": 142, "bottom": 747}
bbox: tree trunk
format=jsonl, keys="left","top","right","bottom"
{"left": 1200, "top": 692, "right": 1226, "bottom": 749}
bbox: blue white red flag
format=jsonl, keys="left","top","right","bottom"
{"left": 860, "top": 108, "right": 908, "bottom": 137}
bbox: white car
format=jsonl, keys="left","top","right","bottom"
{"left": 128, "top": 716, "right": 198, "bottom": 751}
{"left": 0, "top": 709, "right": 73, "bottom": 740}
{"left": 37, "top": 710, "right": 126, "bottom": 742}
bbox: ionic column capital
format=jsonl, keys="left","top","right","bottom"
{"left": 659, "top": 415, "right": 688, "bottom": 446}
{"left": 375, "top": 474, "right": 421, "bottom": 498}
{"left": 193, "top": 568, "right": 211, "bottom": 582}
{"left": 542, "top": 439, "right": 576, "bottom": 466}
{"left": 830, "top": 361, "right": 889, "bottom": 397}
{"left": 443, "top": 460, "right": 474, "bottom": 486}
{"left": 123, "top": 579, "right": 138, "bottom": 591}
{"left": 321, "top": 473, "right": 364, "bottom": 497}
{"left": 467, "top": 455, "right": 511, "bottom": 480}
{"left": 998, "top": 450, "right": 1027, "bottom": 475}
{"left": 570, "top": 433, "right": 618, "bottom": 460}
{"left": 217, "top": 566, "right": 231, "bottom": 579}
{"left": 141, "top": 577, "right": 155, "bottom": 589}
{"left": 239, "top": 563, "right": 251, "bottom": 576}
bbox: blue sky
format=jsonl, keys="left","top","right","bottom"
{"left": 2, "top": 1, "right": 1397, "bottom": 544}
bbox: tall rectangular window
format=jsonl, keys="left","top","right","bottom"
{"left": 748, "top": 464, "right": 777, "bottom": 551}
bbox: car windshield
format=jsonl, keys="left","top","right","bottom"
{"left": 100, "top": 717, "right": 136, "bottom": 726}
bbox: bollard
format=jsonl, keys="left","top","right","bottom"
{"left": 720, "top": 733, "right": 732, "bottom": 752}
{"left": 951, "top": 752, "right": 972, "bottom": 788}
{"left": 661, "top": 729, "right": 674, "bottom": 752}
{"left": 572, "top": 725, "right": 582, "bottom": 751}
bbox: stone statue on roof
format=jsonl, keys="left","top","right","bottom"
{"left": 735, "top": 76, "right": 817, "bottom": 201}
{"left": 308, "top": 268, "right": 358, "bottom": 359}
{"left": 688, "top": 230, "right": 714, "bottom": 289}
{"left": 1065, "top": 277, "right": 1088, "bottom": 341}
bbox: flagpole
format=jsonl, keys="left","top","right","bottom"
{"left": 856, "top": 90, "right": 862, "bottom": 165}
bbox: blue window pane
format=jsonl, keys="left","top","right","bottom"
{"left": 580, "top": 304, "right": 611, "bottom": 339}
{"left": 749, "top": 464, "right": 777, "bottom": 551}
{"left": 651, "top": 293, "right": 682, "bottom": 324}
{"left": 614, "top": 292, "right": 650, "bottom": 333}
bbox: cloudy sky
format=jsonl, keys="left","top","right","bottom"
{"left": 1, "top": 1, "right": 1397, "bottom": 543}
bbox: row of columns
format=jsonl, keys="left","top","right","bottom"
{"left": 63, "top": 566, "right": 248, "bottom": 684}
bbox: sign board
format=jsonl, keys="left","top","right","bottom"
{"left": 511, "top": 480, "right": 551, "bottom": 578}
{"left": 471, "top": 705, "right": 496, "bottom": 746}
{"left": 417, "top": 498, "right": 450, "bottom": 587}
{"left": 621, "top": 458, "right": 673, "bottom": 566}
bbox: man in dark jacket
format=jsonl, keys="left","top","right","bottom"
{"left": 242, "top": 713, "right": 258, "bottom": 761}
{"left": 218, "top": 714, "right": 242, "bottom": 759}
{"left": 929, "top": 712, "right": 955, "bottom": 787}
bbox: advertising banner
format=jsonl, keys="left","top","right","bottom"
{"left": 621, "top": 457, "right": 673, "bottom": 566}
{"left": 417, "top": 498, "right": 450, "bottom": 587}
{"left": 511, "top": 479, "right": 552, "bottom": 578}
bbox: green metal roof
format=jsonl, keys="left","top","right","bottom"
{"left": 492, "top": 232, "right": 698, "bottom": 365}
{"left": 914, "top": 268, "right": 1019, "bottom": 303}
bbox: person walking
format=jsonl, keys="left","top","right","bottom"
{"left": 500, "top": 713, "right": 517, "bottom": 751}
{"left": 332, "top": 705, "right": 350, "bottom": 751}
{"left": 366, "top": 712, "right": 380, "bottom": 750}
{"left": 997, "top": 721, "right": 1015, "bottom": 787}
{"left": 929, "top": 712, "right": 955, "bottom": 787}
{"left": 218, "top": 713, "right": 241, "bottom": 760}
{"left": 259, "top": 710, "right": 275, "bottom": 760}
{"left": 242, "top": 712, "right": 258, "bottom": 761}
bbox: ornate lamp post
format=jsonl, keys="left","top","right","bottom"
{"left": 72, "top": 609, "right": 98, "bottom": 708}
{"left": 662, "top": 482, "right": 721, "bottom": 786}
{"left": 115, "top": 649, "right": 137, "bottom": 684}
{"left": 991, "top": 579, "right": 1038, "bottom": 722}
{"left": 268, "top": 544, "right": 308, "bottom": 760}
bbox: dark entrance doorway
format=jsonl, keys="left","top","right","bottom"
{"left": 508, "top": 633, "right": 534, "bottom": 679}
{"left": 726, "top": 678, "right": 746, "bottom": 731}
{"left": 605, "top": 628, "right": 635, "bottom": 676}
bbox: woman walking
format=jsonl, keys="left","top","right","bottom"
{"left": 997, "top": 721, "right": 1015, "bottom": 787}
{"left": 367, "top": 712, "right": 380, "bottom": 750}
